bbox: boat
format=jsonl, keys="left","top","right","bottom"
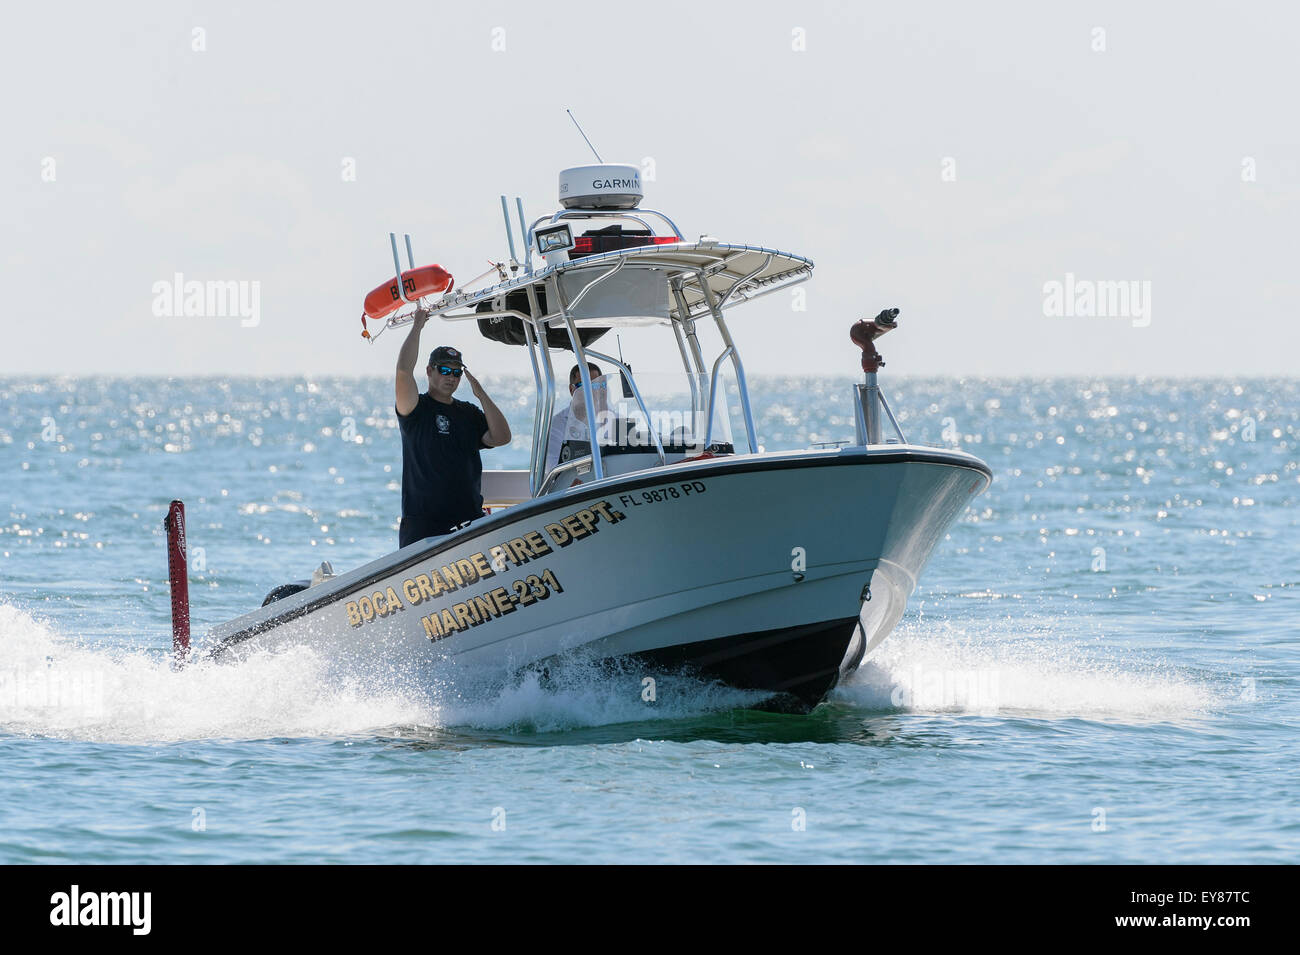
{"left": 191, "top": 162, "right": 992, "bottom": 711}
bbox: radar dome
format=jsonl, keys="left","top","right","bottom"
{"left": 558, "top": 164, "right": 643, "bottom": 210}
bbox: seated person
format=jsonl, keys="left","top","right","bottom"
{"left": 544, "top": 362, "right": 605, "bottom": 476}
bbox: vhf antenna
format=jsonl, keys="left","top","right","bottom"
{"left": 566, "top": 109, "right": 603, "bottom": 163}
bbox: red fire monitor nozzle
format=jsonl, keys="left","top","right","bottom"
{"left": 850, "top": 308, "right": 900, "bottom": 374}
{"left": 164, "top": 500, "right": 191, "bottom": 666}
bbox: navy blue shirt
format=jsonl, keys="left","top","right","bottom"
{"left": 396, "top": 393, "right": 489, "bottom": 528}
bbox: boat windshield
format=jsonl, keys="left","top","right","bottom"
{"left": 563, "top": 369, "right": 733, "bottom": 454}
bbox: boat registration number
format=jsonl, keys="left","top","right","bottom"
{"left": 618, "top": 481, "right": 707, "bottom": 509}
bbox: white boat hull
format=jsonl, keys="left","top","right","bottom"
{"left": 207, "top": 446, "right": 990, "bottom": 709}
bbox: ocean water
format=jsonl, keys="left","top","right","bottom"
{"left": 1, "top": 376, "right": 1295, "bottom": 864}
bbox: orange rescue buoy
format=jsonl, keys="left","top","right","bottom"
{"left": 362, "top": 265, "right": 454, "bottom": 322}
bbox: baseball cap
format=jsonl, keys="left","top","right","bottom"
{"left": 429, "top": 345, "right": 463, "bottom": 366}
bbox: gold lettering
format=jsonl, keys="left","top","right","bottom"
{"left": 471, "top": 551, "right": 494, "bottom": 578}
{"left": 385, "top": 586, "right": 403, "bottom": 611}
{"left": 473, "top": 594, "right": 498, "bottom": 623}
{"left": 523, "top": 530, "right": 551, "bottom": 556}
{"left": 441, "top": 563, "right": 463, "bottom": 589}
{"left": 440, "top": 607, "right": 460, "bottom": 633}
{"left": 453, "top": 603, "right": 472, "bottom": 630}
{"left": 546, "top": 522, "right": 572, "bottom": 547}
{"left": 358, "top": 595, "right": 375, "bottom": 621}
{"left": 402, "top": 578, "right": 420, "bottom": 605}
{"left": 575, "top": 508, "right": 598, "bottom": 535}
{"left": 455, "top": 557, "right": 478, "bottom": 584}
{"left": 421, "top": 614, "right": 442, "bottom": 640}
{"left": 346, "top": 601, "right": 362, "bottom": 627}
{"left": 416, "top": 574, "right": 437, "bottom": 600}
{"left": 491, "top": 587, "right": 515, "bottom": 614}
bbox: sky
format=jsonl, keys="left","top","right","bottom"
{"left": 2, "top": 1, "right": 1297, "bottom": 379}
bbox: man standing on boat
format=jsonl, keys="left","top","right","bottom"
{"left": 394, "top": 306, "right": 511, "bottom": 548}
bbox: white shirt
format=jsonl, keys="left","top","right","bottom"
{"left": 543, "top": 375, "right": 609, "bottom": 478}
{"left": 544, "top": 407, "right": 571, "bottom": 477}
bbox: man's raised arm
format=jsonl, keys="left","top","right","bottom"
{"left": 395, "top": 308, "right": 428, "bottom": 416}
{"left": 464, "top": 369, "right": 512, "bottom": 448}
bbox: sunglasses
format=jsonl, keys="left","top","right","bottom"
{"left": 436, "top": 365, "right": 464, "bottom": 377}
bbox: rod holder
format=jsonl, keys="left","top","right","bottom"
{"left": 390, "top": 233, "right": 411, "bottom": 302}
{"left": 501, "top": 196, "right": 520, "bottom": 265}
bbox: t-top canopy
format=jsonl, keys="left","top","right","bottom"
{"left": 412, "top": 241, "right": 814, "bottom": 348}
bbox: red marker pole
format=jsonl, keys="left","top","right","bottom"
{"left": 164, "top": 500, "right": 191, "bottom": 667}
